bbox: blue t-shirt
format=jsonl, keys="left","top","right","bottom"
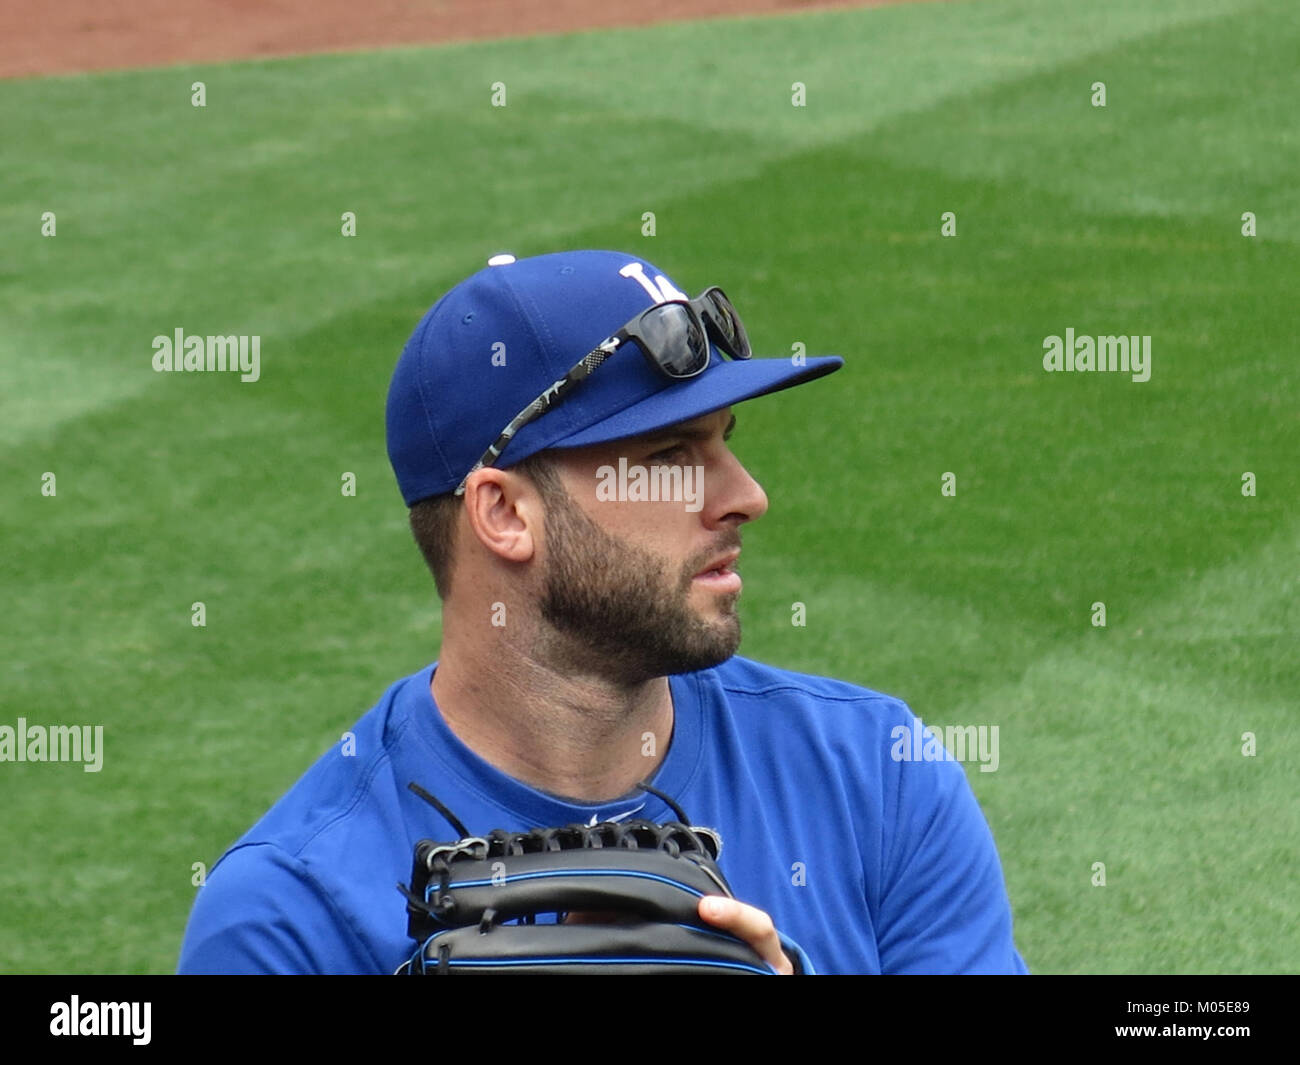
{"left": 177, "top": 655, "right": 1028, "bottom": 975}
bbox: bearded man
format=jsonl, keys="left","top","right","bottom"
{"left": 177, "top": 251, "right": 1027, "bottom": 976}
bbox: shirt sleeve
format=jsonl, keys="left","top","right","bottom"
{"left": 876, "top": 740, "right": 1029, "bottom": 975}
{"left": 177, "top": 842, "right": 381, "bottom": 975}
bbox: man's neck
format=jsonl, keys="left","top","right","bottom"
{"left": 429, "top": 630, "right": 674, "bottom": 803}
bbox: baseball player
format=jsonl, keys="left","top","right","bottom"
{"left": 177, "top": 250, "right": 1028, "bottom": 975}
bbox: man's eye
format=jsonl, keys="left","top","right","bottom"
{"left": 650, "top": 445, "right": 685, "bottom": 462}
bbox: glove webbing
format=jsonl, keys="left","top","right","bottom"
{"left": 420, "top": 819, "right": 721, "bottom": 865}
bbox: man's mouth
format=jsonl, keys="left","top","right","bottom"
{"left": 692, "top": 551, "right": 742, "bottom": 592}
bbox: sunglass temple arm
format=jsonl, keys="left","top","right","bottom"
{"left": 453, "top": 338, "right": 621, "bottom": 496}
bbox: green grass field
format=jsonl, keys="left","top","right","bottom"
{"left": 2, "top": 0, "right": 1296, "bottom": 974}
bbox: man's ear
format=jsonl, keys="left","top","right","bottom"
{"left": 460, "top": 468, "right": 541, "bottom": 565}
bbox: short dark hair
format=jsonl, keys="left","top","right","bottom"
{"left": 407, "top": 450, "right": 563, "bottom": 600}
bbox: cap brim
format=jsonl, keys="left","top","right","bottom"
{"left": 542, "top": 354, "right": 843, "bottom": 450}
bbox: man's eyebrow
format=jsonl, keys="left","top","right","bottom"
{"left": 640, "top": 413, "right": 737, "bottom": 444}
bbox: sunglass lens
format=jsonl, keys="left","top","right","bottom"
{"left": 642, "top": 303, "right": 709, "bottom": 377}
{"left": 703, "top": 290, "right": 750, "bottom": 358}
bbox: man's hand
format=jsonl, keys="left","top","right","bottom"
{"left": 698, "top": 895, "right": 794, "bottom": 975}
{"left": 563, "top": 897, "right": 795, "bottom": 974}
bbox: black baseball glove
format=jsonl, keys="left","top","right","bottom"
{"left": 395, "top": 785, "right": 790, "bottom": 975}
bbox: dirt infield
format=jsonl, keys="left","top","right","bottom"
{"left": 1, "top": 0, "right": 927, "bottom": 80}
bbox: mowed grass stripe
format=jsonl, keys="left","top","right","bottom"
{"left": 868, "top": 0, "right": 1300, "bottom": 240}
{"left": 962, "top": 520, "right": 1299, "bottom": 974}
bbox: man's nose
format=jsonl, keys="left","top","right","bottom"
{"left": 710, "top": 449, "right": 768, "bottom": 525}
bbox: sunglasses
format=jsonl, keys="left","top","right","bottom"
{"left": 453, "top": 287, "right": 751, "bottom": 496}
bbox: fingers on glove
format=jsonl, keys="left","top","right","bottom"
{"left": 698, "top": 896, "right": 794, "bottom": 975}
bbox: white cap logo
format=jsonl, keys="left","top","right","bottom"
{"left": 487, "top": 253, "right": 516, "bottom": 266}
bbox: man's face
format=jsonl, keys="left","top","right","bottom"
{"left": 532, "top": 408, "right": 769, "bottom": 683}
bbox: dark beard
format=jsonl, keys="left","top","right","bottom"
{"left": 537, "top": 482, "right": 742, "bottom": 684}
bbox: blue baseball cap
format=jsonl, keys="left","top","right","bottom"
{"left": 386, "top": 250, "right": 843, "bottom": 505}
